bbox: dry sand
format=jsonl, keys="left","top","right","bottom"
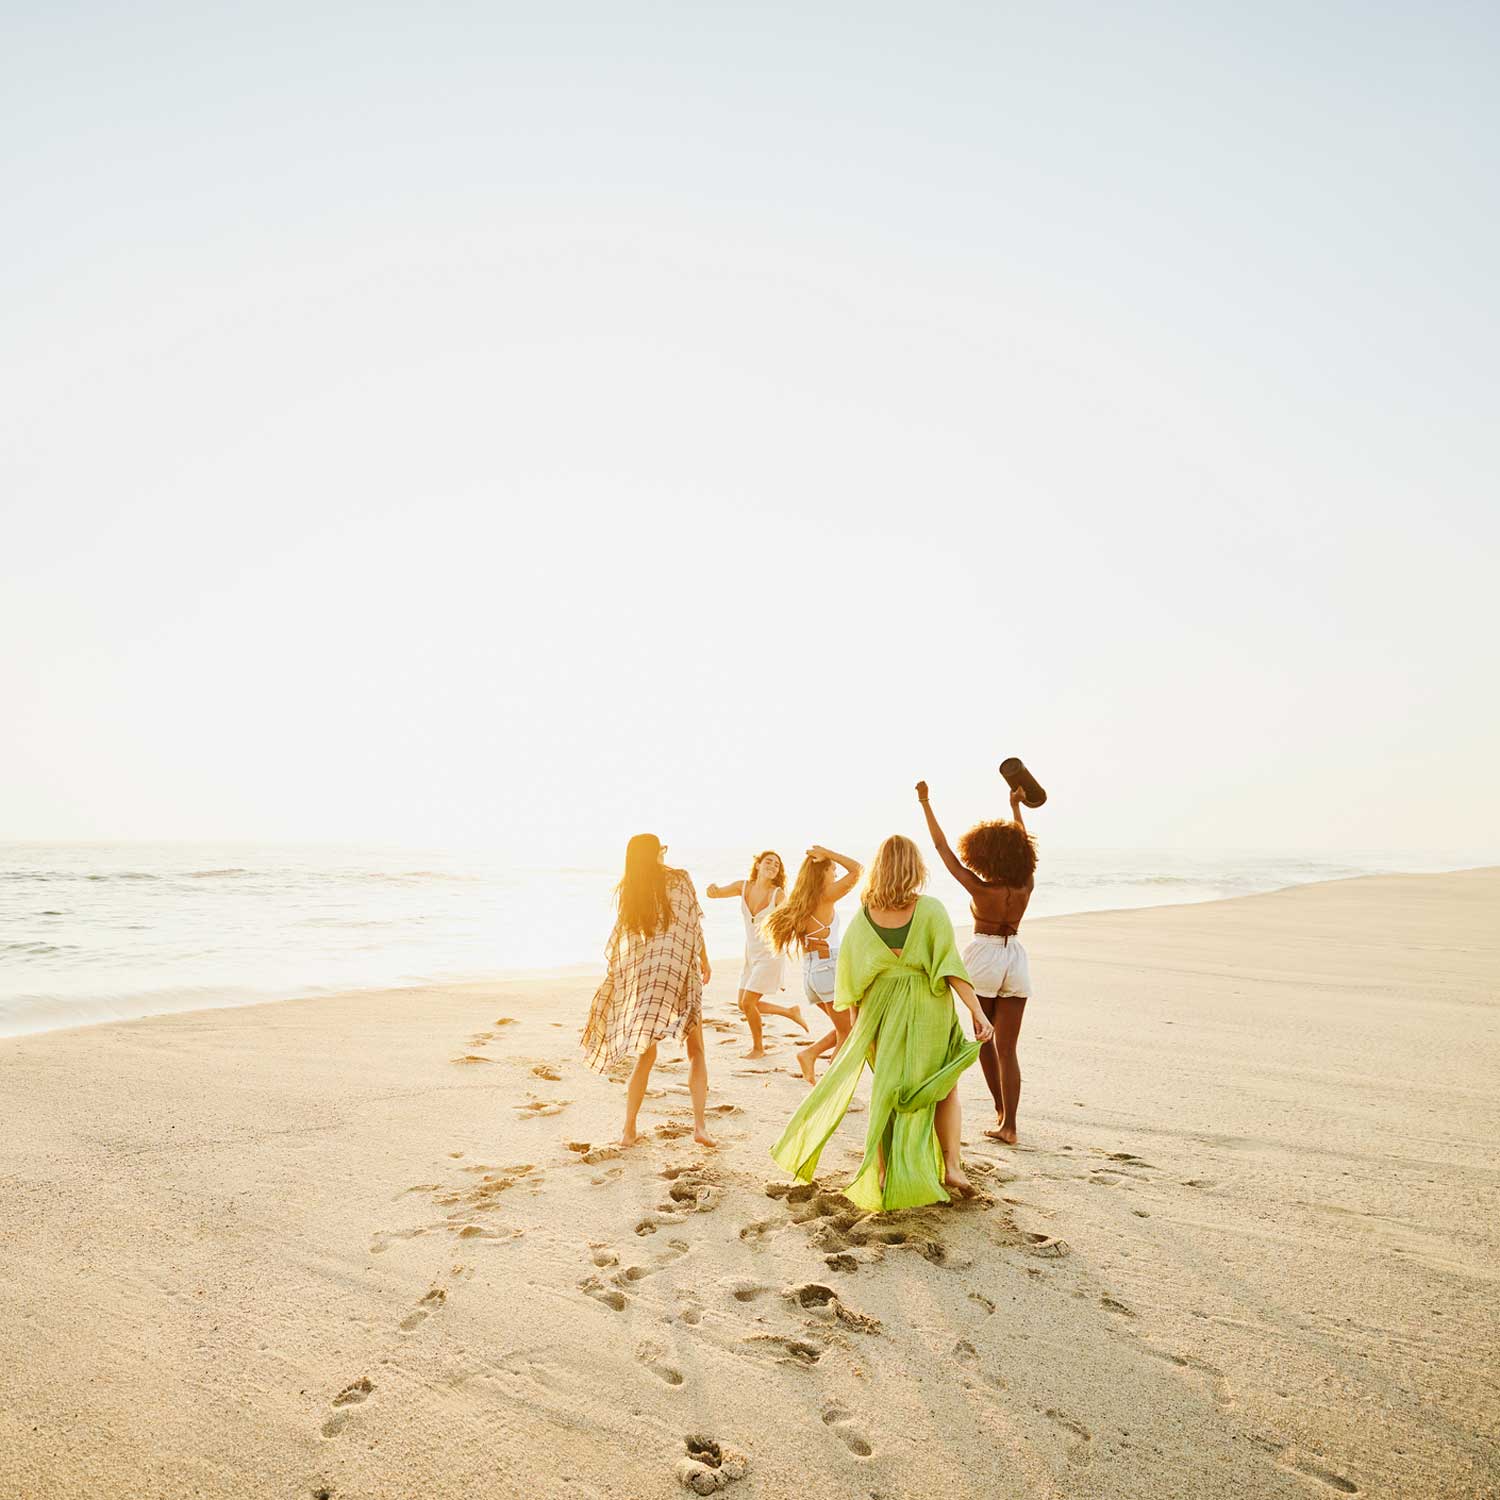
{"left": 2, "top": 869, "right": 1497, "bottom": 1499}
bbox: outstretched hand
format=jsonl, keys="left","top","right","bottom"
{"left": 915, "top": 780, "right": 929, "bottom": 804}
{"left": 1008, "top": 783, "right": 1025, "bottom": 812}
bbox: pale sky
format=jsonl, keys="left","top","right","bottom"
{"left": 4, "top": 2, "right": 1497, "bottom": 860}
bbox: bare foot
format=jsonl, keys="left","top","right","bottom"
{"left": 796, "top": 1046, "right": 818, "bottom": 1085}
{"left": 742, "top": 1047, "right": 766, "bottom": 1060}
{"left": 693, "top": 1129, "right": 718, "bottom": 1148}
{"left": 943, "top": 1163, "right": 976, "bottom": 1199}
{"left": 994, "top": 1124, "right": 1018, "bottom": 1145}
{"left": 620, "top": 1127, "right": 642, "bottom": 1148}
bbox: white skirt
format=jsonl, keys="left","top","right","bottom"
{"left": 739, "top": 948, "right": 785, "bottom": 995}
{"left": 963, "top": 934, "right": 1031, "bottom": 999}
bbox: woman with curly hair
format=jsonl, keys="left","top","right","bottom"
{"left": 706, "top": 850, "right": 809, "bottom": 1058}
{"left": 770, "top": 834, "right": 993, "bottom": 1210}
{"left": 582, "top": 833, "right": 716, "bottom": 1149}
{"left": 916, "top": 780, "right": 1038, "bottom": 1144}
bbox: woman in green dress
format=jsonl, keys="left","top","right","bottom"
{"left": 770, "top": 835, "right": 995, "bottom": 1210}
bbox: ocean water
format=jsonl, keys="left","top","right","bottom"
{"left": 0, "top": 842, "right": 1488, "bottom": 1039}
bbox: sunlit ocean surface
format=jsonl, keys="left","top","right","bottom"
{"left": 1, "top": 843, "right": 1489, "bottom": 1038}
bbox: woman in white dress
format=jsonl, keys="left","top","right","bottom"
{"left": 706, "top": 851, "right": 809, "bottom": 1058}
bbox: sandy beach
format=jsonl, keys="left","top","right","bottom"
{"left": 2, "top": 868, "right": 1497, "bottom": 1499}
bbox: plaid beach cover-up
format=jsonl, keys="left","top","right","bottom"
{"left": 582, "top": 869, "right": 704, "bottom": 1074}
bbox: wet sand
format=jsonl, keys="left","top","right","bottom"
{"left": 2, "top": 868, "right": 1497, "bottom": 1498}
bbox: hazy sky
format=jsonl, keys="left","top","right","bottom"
{"left": 4, "top": 2, "right": 1497, "bottom": 860}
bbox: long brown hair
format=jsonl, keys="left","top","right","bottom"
{"left": 747, "top": 850, "right": 786, "bottom": 890}
{"left": 616, "top": 833, "right": 672, "bottom": 940}
{"left": 761, "top": 853, "right": 829, "bottom": 955}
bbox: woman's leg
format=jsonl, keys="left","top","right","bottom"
{"left": 796, "top": 1002, "right": 841, "bottom": 1083}
{"left": 756, "top": 996, "right": 809, "bottom": 1031}
{"left": 935, "top": 1087, "right": 974, "bottom": 1197}
{"left": 683, "top": 1022, "right": 716, "bottom": 1147}
{"left": 738, "top": 990, "right": 767, "bottom": 1057}
{"left": 622, "top": 1042, "right": 658, "bottom": 1146}
{"left": 989, "top": 997, "right": 1027, "bottom": 1144}
{"left": 971, "top": 995, "right": 1004, "bottom": 1121}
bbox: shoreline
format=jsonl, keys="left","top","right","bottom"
{"left": 6, "top": 863, "right": 1495, "bottom": 1044}
{"left": 3, "top": 868, "right": 1498, "bottom": 1498}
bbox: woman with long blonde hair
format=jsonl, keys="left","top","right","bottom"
{"left": 771, "top": 833, "right": 993, "bottom": 1209}
{"left": 706, "top": 850, "right": 809, "bottom": 1058}
{"left": 582, "top": 833, "right": 716, "bottom": 1148}
{"left": 762, "top": 845, "right": 862, "bottom": 1083}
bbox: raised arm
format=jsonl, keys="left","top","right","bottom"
{"left": 704, "top": 879, "right": 744, "bottom": 900}
{"left": 916, "top": 782, "right": 982, "bottom": 894}
{"left": 1007, "top": 783, "right": 1027, "bottom": 835}
{"left": 808, "top": 845, "right": 862, "bottom": 901}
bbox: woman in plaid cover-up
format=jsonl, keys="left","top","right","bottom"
{"left": 583, "top": 833, "right": 717, "bottom": 1148}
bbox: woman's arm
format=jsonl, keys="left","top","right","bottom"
{"left": 704, "top": 879, "right": 744, "bottom": 900}
{"left": 948, "top": 974, "right": 993, "bottom": 1044}
{"left": 1007, "top": 783, "right": 1027, "bottom": 835}
{"left": 916, "top": 782, "right": 982, "bottom": 893}
{"left": 809, "top": 845, "right": 862, "bottom": 901}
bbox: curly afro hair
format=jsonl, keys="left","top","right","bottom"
{"left": 957, "top": 820, "right": 1037, "bottom": 887}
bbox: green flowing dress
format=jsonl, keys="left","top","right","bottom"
{"left": 770, "top": 895, "right": 981, "bottom": 1211}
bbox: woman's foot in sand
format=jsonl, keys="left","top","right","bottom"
{"left": 742, "top": 1046, "right": 766, "bottom": 1060}
{"left": 620, "top": 1127, "right": 642, "bottom": 1148}
{"left": 693, "top": 1128, "right": 718, "bottom": 1148}
{"left": 791, "top": 1006, "right": 810, "bottom": 1033}
{"left": 943, "top": 1162, "right": 976, "bottom": 1198}
{"left": 796, "top": 1046, "right": 818, "bottom": 1085}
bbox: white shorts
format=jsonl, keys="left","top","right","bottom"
{"left": 739, "top": 950, "right": 784, "bottom": 996}
{"left": 963, "top": 935, "right": 1031, "bottom": 1000}
{"left": 803, "top": 951, "right": 837, "bottom": 1006}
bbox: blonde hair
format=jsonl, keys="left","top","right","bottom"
{"left": 862, "top": 835, "right": 926, "bottom": 910}
{"left": 761, "top": 854, "right": 830, "bottom": 955}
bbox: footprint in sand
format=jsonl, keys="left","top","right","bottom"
{"left": 1045, "top": 1408, "right": 1093, "bottom": 1466}
{"left": 968, "top": 1291, "right": 996, "bottom": 1314}
{"left": 591, "top": 1167, "right": 624, "bottom": 1186}
{"left": 824, "top": 1252, "right": 858, "bottom": 1273}
{"left": 1100, "top": 1295, "right": 1135, "bottom": 1318}
{"left": 726, "top": 1279, "right": 773, "bottom": 1303}
{"left": 743, "top": 1332, "right": 824, "bottom": 1366}
{"left": 636, "top": 1340, "right": 685, "bottom": 1387}
{"left": 784, "top": 1282, "right": 881, "bottom": 1333}
{"left": 677, "top": 1435, "right": 749, "bottom": 1495}
{"left": 515, "top": 1098, "right": 569, "bottom": 1117}
{"left": 531, "top": 1063, "right": 561, "bottom": 1081}
{"left": 821, "top": 1402, "right": 874, "bottom": 1457}
{"left": 663, "top": 1177, "right": 723, "bottom": 1215}
{"left": 579, "top": 1275, "right": 629, "bottom": 1312}
{"left": 1023, "top": 1232, "right": 1070, "bottom": 1258}
{"left": 399, "top": 1287, "right": 446, "bottom": 1331}
{"left": 1146, "top": 1348, "right": 1234, "bottom": 1410}
{"left": 451, "top": 1054, "right": 496, "bottom": 1065}
{"left": 321, "top": 1377, "right": 374, "bottom": 1438}
{"left": 469, "top": 1031, "right": 494, "bottom": 1045}
{"left": 493, "top": 1017, "right": 517, "bottom": 1026}
{"left": 369, "top": 1226, "right": 431, "bottom": 1255}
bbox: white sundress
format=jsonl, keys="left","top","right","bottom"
{"left": 738, "top": 886, "right": 786, "bottom": 995}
